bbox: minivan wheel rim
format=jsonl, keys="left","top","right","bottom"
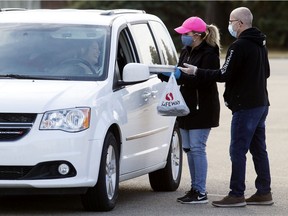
{"left": 106, "top": 145, "right": 116, "bottom": 200}
{"left": 171, "top": 131, "right": 180, "bottom": 180}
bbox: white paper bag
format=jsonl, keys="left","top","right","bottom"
{"left": 157, "top": 73, "right": 190, "bottom": 116}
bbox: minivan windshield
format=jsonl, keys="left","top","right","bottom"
{"left": 0, "top": 23, "right": 109, "bottom": 81}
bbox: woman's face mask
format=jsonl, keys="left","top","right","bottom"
{"left": 181, "top": 35, "right": 194, "bottom": 47}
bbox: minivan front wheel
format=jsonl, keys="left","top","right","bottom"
{"left": 81, "top": 132, "right": 119, "bottom": 211}
{"left": 149, "top": 123, "right": 182, "bottom": 191}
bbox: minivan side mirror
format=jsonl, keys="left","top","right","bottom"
{"left": 118, "top": 63, "right": 150, "bottom": 85}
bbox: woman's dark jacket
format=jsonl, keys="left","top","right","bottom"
{"left": 158, "top": 41, "right": 220, "bottom": 130}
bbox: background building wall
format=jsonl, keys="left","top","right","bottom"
{"left": 0, "top": 0, "right": 68, "bottom": 9}
{"left": 0, "top": 0, "right": 41, "bottom": 9}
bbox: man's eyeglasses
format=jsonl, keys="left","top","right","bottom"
{"left": 229, "top": 20, "right": 243, "bottom": 25}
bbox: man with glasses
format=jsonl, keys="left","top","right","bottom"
{"left": 179, "top": 7, "right": 273, "bottom": 207}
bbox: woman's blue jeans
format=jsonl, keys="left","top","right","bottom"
{"left": 180, "top": 128, "right": 211, "bottom": 194}
{"left": 229, "top": 106, "right": 271, "bottom": 197}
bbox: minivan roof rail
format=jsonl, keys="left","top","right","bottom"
{"left": 0, "top": 8, "right": 26, "bottom": 12}
{"left": 101, "top": 9, "right": 146, "bottom": 16}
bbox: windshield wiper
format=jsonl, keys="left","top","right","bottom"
{"left": 0, "top": 74, "right": 70, "bottom": 80}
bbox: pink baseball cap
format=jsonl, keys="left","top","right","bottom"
{"left": 174, "top": 16, "right": 207, "bottom": 34}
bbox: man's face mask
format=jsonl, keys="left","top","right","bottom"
{"left": 228, "top": 24, "right": 237, "bottom": 38}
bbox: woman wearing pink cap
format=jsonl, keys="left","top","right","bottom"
{"left": 158, "top": 16, "right": 221, "bottom": 204}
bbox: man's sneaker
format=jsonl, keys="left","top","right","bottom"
{"left": 212, "top": 195, "right": 246, "bottom": 207}
{"left": 246, "top": 192, "right": 274, "bottom": 205}
{"left": 177, "top": 189, "right": 195, "bottom": 202}
{"left": 179, "top": 190, "right": 208, "bottom": 204}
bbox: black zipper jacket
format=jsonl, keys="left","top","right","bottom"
{"left": 158, "top": 41, "right": 220, "bottom": 130}
{"left": 196, "top": 28, "right": 270, "bottom": 113}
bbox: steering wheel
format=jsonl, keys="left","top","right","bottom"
{"left": 59, "top": 58, "right": 96, "bottom": 75}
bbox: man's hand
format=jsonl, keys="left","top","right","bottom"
{"left": 178, "top": 63, "right": 198, "bottom": 76}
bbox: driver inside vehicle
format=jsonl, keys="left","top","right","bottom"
{"left": 78, "top": 40, "right": 102, "bottom": 75}
{"left": 53, "top": 40, "right": 103, "bottom": 77}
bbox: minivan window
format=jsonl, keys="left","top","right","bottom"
{"left": 0, "top": 24, "right": 109, "bottom": 81}
{"left": 130, "top": 23, "right": 161, "bottom": 65}
{"left": 149, "top": 21, "right": 178, "bottom": 65}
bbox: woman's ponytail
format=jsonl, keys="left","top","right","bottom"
{"left": 202, "top": 24, "right": 221, "bottom": 55}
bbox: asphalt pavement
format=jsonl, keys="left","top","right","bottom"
{"left": 0, "top": 58, "right": 287, "bottom": 216}
{"left": 114, "top": 58, "right": 288, "bottom": 216}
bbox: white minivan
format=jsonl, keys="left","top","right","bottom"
{"left": 0, "top": 8, "right": 182, "bottom": 211}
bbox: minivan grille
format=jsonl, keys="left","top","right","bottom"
{"left": 0, "top": 113, "right": 37, "bottom": 141}
{"left": 0, "top": 166, "right": 33, "bottom": 180}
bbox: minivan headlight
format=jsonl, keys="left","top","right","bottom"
{"left": 40, "top": 108, "right": 90, "bottom": 132}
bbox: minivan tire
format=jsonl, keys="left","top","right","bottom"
{"left": 81, "top": 132, "right": 119, "bottom": 211}
{"left": 148, "top": 123, "right": 182, "bottom": 191}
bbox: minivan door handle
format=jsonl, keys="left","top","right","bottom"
{"left": 142, "top": 91, "right": 152, "bottom": 101}
{"left": 151, "top": 90, "right": 158, "bottom": 98}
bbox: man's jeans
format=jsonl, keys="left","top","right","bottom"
{"left": 229, "top": 106, "right": 271, "bottom": 197}
{"left": 180, "top": 128, "right": 211, "bottom": 194}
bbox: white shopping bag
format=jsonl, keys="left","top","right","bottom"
{"left": 157, "top": 73, "right": 190, "bottom": 116}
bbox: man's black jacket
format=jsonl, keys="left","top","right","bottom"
{"left": 196, "top": 27, "right": 270, "bottom": 113}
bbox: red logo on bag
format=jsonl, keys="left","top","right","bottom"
{"left": 165, "top": 92, "right": 174, "bottom": 101}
